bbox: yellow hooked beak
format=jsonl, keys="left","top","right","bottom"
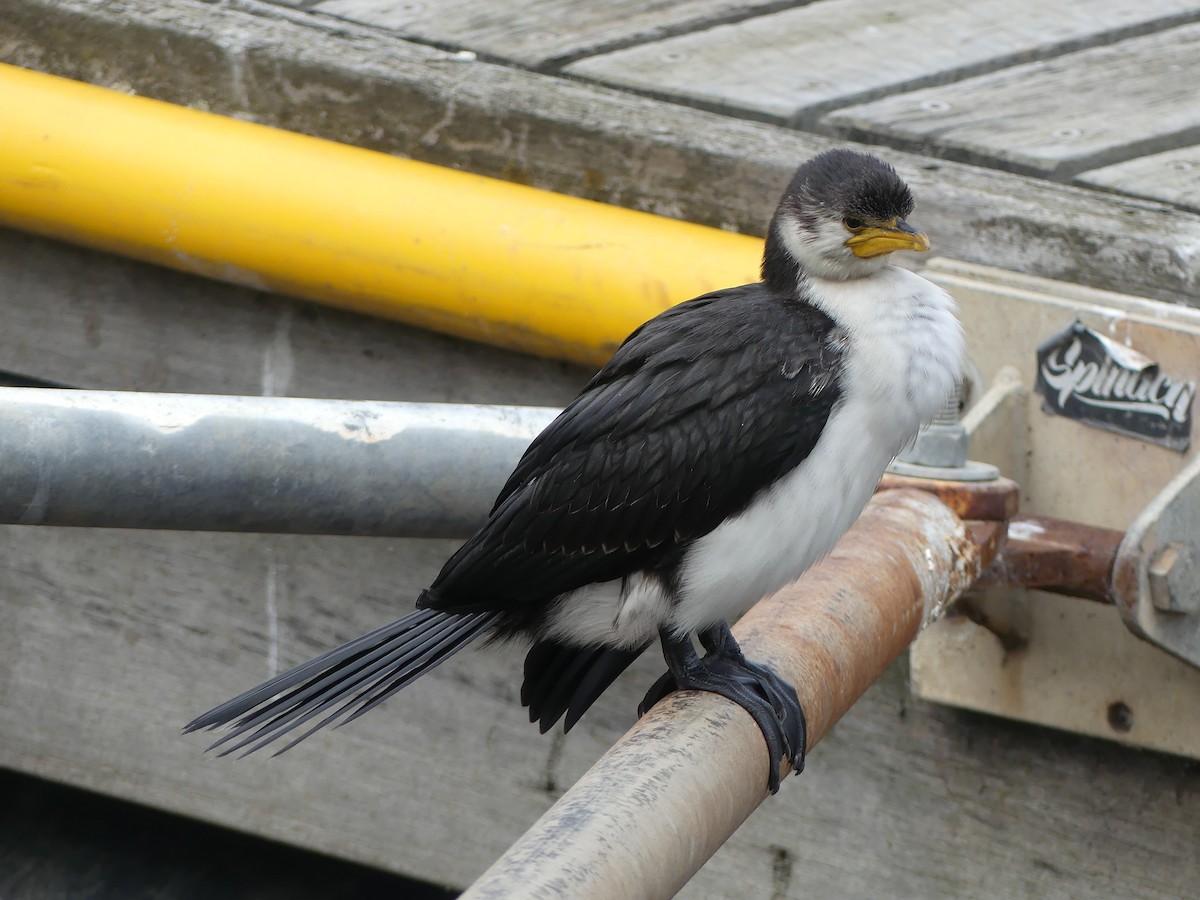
{"left": 845, "top": 219, "right": 931, "bottom": 258}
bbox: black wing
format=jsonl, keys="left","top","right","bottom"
{"left": 420, "top": 285, "right": 845, "bottom": 617}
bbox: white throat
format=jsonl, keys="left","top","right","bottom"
{"left": 805, "top": 265, "right": 964, "bottom": 429}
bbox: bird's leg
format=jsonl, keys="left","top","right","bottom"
{"left": 638, "top": 626, "right": 804, "bottom": 793}
{"left": 698, "top": 621, "right": 807, "bottom": 776}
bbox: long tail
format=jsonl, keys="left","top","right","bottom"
{"left": 184, "top": 609, "right": 498, "bottom": 757}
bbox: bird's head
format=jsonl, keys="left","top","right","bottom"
{"left": 763, "top": 149, "right": 930, "bottom": 287}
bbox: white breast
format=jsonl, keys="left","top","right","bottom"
{"left": 669, "top": 266, "right": 962, "bottom": 636}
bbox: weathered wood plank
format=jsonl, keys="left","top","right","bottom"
{"left": 1078, "top": 145, "right": 1200, "bottom": 213}
{"left": 565, "top": 0, "right": 1200, "bottom": 123}
{"left": 0, "top": 522, "right": 568, "bottom": 890}
{"left": 824, "top": 23, "right": 1200, "bottom": 178}
{"left": 2, "top": 0, "right": 1199, "bottom": 309}
{"left": 307, "top": 0, "right": 798, "bottom": 68}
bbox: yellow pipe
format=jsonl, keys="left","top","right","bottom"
{"left": 0, "top": 63, "right": 763, "bottom": 366}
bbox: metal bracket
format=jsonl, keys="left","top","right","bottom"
{"left": 1113, "top": 454, "right": 1200, "bottom": 668}
{"left": 909, "top": 258, "right": 1200, "bottom": 761}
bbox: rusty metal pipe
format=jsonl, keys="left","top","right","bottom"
{"left": 462, "top": 490, "right": 999, "bottom": 899}
{"left": 878, "top": 472, "right": 1019, "bottom": 521}
{"left": 976, "top": 514, "right": 1125, "bottom": 603}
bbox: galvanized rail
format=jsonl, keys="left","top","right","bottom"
{"left": 0, "top": 387, "right": 556, "bottom": 537}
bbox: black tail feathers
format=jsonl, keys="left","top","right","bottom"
{"left": 185, "top": 608, "right": 498, "bottom": 757}
{"left": 522, "top": 640, "right": 645, "bottom": 734}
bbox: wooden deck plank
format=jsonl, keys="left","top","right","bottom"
{"left": 823, "top": 23, "right": 1200, "bottom": 178}
{"left": 305, "top": 0, "right": 797, "bottom": 68}
{"left": 565, "top": 0, "right": 1200, "bottom": 123}
{"left": 0, "top": 228, "right": 588, "bottom": 403}
{"left": 1077, "top": 145, "right": 1200, "bottom": 213}
{"left": 0, "top": 521, "right": 569, "bottom": 891}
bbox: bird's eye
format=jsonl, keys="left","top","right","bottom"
{"left": 843, "top": 217, "right": 865, "bottom": 231}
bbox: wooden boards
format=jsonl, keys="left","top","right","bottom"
{"left": 288, "top": 0, "right": 1200, "bottom": 219}
{"left": 308, "top": 0, "right": 782, "bottom": 68}
{"left": 825, "top": 23, "right": 1200, "bottom": 178}
{"left": 565, "top": 0, "right": 1200, "bottom": 123}
{"left": 2, "top": 0, "right": 1198, "bottom": 310}
{"left": 1080, "top": 145, "right": 1200, "bottom": 212}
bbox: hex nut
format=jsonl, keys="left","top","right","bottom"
{"left": 897, "top": 423, "right": 969, "bottom": 468}
{"left": 1148, "top": 542, "right": 1198, "bottom": 614}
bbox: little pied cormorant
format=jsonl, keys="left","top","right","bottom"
{"left": 185, "top": 149, "right": 963, "bottom": 793}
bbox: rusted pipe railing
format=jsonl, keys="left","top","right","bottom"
{"left": 974, "top": 514, "right": 1125, "bottom": 603}
{"left": 463, "top": 489, "right": 1005, "bottom": 899}
{"left": 882, "top": 474, "right": 1124, "bottom": 604}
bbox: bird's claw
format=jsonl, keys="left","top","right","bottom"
{"left": 639, "top": 651, "right": 807, "bottom": 793}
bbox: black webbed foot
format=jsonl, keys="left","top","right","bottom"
{"left": 698, "top": 621, "right": 807, "bottom": 776}
{"left": 639, "top": 622, "right": 807, "bottom": 793}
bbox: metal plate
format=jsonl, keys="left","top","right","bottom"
{"left": 911, "top": 258, "right": 1200, "bottom": 759}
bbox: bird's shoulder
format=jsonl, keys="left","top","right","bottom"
{"left": 497, "top": 283, "right": 846, "bottom": 508}
{"left": 606, "top": 282, "right": 841, "bottom": 373}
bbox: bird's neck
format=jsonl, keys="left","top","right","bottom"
{"left": 761, "top": 228, "right": 804, "bottom": 296}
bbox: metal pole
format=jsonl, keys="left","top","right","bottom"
{"left": 0, "top": 63, "right": 760, "bottom": 366}
{"left": 462, "top": 489, "right": 1000, "bottom": 900}
{"left": 0, "top": 387, "right": 557, "bottom": 537}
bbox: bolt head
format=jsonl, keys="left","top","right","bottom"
{"left": 1149, "top": 542, "right": 1198, "bottom": 614}
{"left": 897, "top": 424, "right": 969, "bottom": 468}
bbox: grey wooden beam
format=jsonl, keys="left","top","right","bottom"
{"left": 823, "top": 23, "right": 1200, "bottom": 180}
{"left": 0, "top": 225, "right": 590, "bottom": 402}
{"left": 305, "top": 0, "right": 802, "bottom": 69}
{"left": 0, "top": 0, "right": 1198, "bottom": 309}
{"left": 1078, "top": 145, "right": 1200, "bottom": 214}
{"left": 564, "top": 0, "right": 1200, "bottom": 124}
